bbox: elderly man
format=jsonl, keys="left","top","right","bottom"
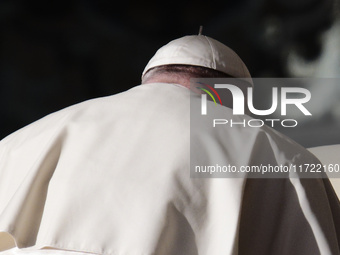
{"left": 0, "top": 35, "right": 339, "bottom": 255}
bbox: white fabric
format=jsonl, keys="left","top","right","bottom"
{"left": 308, "top": 145, "right": 340, "bottom": 198}
{"left": 142, "top": 35, "right": 251, "bottom": 79}
{"left": 0, "top": 247, "right": 96, "bottom": 255}
{"left": 0, "top": 83, "right": 339, "bottom": 255}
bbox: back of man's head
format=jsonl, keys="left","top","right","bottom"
{"left": 142, "top": 64, "right": 232, "bottom": 87}
{"left": 141, "top": 35, "right": 251, "bottom": 87}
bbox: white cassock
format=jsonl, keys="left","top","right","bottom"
{"left": 0, "top": 83, "right": 339, "bottom": 255}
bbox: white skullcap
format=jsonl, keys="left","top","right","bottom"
{"left": 142, "top": 35, "right": 251, "bottom": 79}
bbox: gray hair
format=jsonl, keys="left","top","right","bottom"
{"left": 142, "top": 64, "right": 232, "bottom": 84}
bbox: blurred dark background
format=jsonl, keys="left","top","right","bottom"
{"left": 0, "top": 0, "right": 340, "bottom": 147}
